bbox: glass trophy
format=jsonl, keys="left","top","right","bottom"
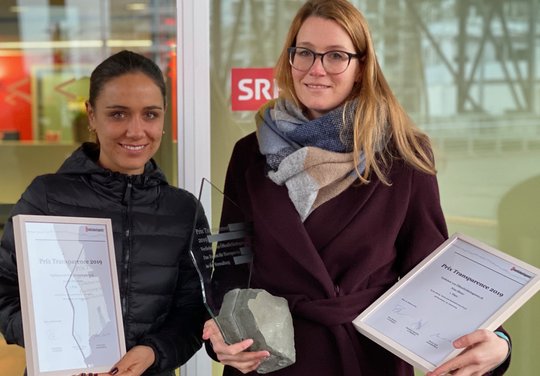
{"left": 190, "top": 178, "right": 295, "bottom": 373}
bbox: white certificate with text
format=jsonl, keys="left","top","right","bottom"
{"left": 13, "top": 214, "right": 126, "bottom": 376}
{"left": 353, "top": 233, "right": 540, "bottom": 372}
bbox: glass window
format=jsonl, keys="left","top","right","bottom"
{"left": 0, "top": 2, "right": 177, "bottom": 371}
{"left": 210, "top": 1, "right": 540, "bottom": 375}
{"left": 0, "top": 0, "right": 178, "bottom": 234}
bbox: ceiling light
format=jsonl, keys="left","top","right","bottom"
{"left": 0, "top": 40, "right": 153, "bottom": 49}
{"left": 10, "top": 6, "right": 30, "bottom": 13}
{"left": 126, "top": 3, "right": 147, "bottom": 11}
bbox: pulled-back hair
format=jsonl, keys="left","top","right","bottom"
{"left": 274, "top": 0, "right": 435, "bottom": 184}
{"left": 88, "top": 50, "right": 166, "bottom": 108}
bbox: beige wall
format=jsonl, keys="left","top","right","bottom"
{"left": 0, "top": 143, "right": 77, "bottom": 204}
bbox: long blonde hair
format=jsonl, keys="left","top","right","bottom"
{"left": 274, "top": 0, "right": 435, "bottom": 184}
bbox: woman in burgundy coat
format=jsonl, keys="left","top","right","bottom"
{"left": 203, "top": 0, "right": 511, "bottom": 375}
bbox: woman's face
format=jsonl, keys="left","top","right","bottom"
{"left": 86, "top": 72, "right": 165, "bottom": 175}
{"left": 292, "top": 16, "right": 360, "bottom": 119}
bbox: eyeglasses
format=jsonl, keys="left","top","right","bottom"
{"left": 288, "top": 46, "right": 360, "bottom": 74}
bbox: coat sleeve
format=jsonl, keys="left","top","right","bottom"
{"left": 0, "top": 177, "right": 49, "bottom": 346}
{"left": 395, "top": 167, "right": 448, "bottom": 276}
{"left": 395, "top": 167, "right": 511, "bottom": 374}
{"left": 138, "top": 198, "right": 208, "bottom": 372}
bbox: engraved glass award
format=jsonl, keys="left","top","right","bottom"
{"left": 190, "top": 178, "right": 295, "bottom": 373}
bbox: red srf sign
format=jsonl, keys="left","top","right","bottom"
{"left": 231, "top": 68, "right": 278, "bottom": 111}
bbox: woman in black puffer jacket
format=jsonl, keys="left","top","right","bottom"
{"left": 0, "top": 50, "right": 207, "bottom": 376}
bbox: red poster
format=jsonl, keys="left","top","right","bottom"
{"left": 231, "top": 67, "right": 278, "bottom": 112}
{"left": 0, "top": 55, "right": 32, "bottom": 140}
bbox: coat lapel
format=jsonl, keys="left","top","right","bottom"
{"left": 304, "top": 178, "right": 382, "bottom": 252}
{"left": 245, "top": 162, "right": 335, "bottom": 296}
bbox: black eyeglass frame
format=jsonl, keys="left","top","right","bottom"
{"left": 287, "top": 46, "right": 361, "bottom": 74}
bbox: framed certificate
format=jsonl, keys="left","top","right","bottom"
{"left": 353, "top": 233, "right": 540, "bottom": 372}
{"left": 13, "top": 214, "right": 126, "bottom": 376}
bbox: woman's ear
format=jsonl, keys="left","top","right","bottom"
{"left": 355, "top": 56, "right": 366, "bottom": 83}
{"left": 85, "top": 101, "right": 95, "bottom": 121}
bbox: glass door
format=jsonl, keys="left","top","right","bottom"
{"left": 208, "top": 1, "right": 540, "bottom": 375}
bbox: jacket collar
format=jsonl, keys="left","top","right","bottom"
{"left": 56, "top": 142, "right": 168, "bottom": 187}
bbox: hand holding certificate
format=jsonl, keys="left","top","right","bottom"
{"left": 353, "top": 233, "right": 540, "bottom": 372}
{"left": 13, "top": 215, "right": 126, "bottom": 376}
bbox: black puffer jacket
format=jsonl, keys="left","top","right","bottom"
{"left": 0, "top": 143, "right": 206, "bottom": 376}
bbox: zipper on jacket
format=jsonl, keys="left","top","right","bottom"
{"left": 121, "top": 177, "right": 133, "bottom": 315}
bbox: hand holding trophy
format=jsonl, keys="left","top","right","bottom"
{"left": 190, "top": 179, "right": 296, "bottom": 373}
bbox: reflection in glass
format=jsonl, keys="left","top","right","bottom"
{"left": 0, "top": 1, "right": 178, "bottom": 205}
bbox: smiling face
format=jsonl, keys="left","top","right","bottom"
{"left": 292, "top": 16, "right": 360, "bottom": 119}
{"left": 86, "top": 72, "right": 165, "bottom": 175}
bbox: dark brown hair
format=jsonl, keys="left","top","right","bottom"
{"left": 88, "top": 50, "right": 166, "bottom": 108}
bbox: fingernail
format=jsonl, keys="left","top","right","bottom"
{"left": 110, "top": 368, "right": 119, "bottom": 375}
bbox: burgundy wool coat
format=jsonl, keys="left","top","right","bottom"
{"left": 215, "top": 133, "right": 509, "bottom": 376}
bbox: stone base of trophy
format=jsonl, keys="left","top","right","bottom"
{"left": 216, "top": 288, "right": 296, "bottom": 374}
